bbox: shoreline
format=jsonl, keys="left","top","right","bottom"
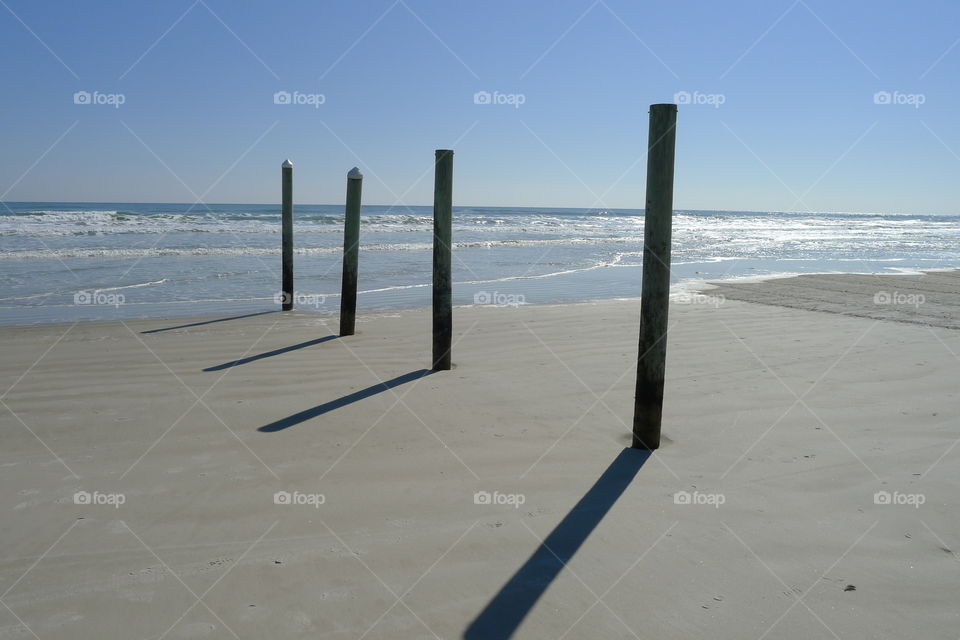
{"left": 2, "top": 267, "right": 956, "bottom": 332}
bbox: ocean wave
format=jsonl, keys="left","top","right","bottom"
{"left": 0, "top": 278, "right": 170, "bottom": 302}
{"left": 4, "top": 207, "right": 959, "bottom": 238}
{"left": 0, "top": 236, "right": 657, "bottom": 260}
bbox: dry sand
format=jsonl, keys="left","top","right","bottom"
{"left": 1, "top": 271, "right": 958, "bottom": 639}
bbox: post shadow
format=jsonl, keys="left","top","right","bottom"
{"left": 141, "top": 310, "right": 279, "bottom": 334}
{"left": 258, "top": 369, "right": 435, "bottom": 433}
{"left": 464, "top": 448, "right": 651, "bottom": 640}
{"left": 204, "top": 335, "right": 337, "bottom": 371}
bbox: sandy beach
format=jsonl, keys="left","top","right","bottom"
{"left": 1, "top": 271, "right": 958, "bottom": 639}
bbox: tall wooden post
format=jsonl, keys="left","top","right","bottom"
{"left": 281, "top": 159, "right": 294, "bottom": 311}
{"left": 339, "top": 167, "right": 363, "bottom": 336}
{"left": 632, "top": 104, "right": 677, "bottom": 450}
{"left": 432, "top": 149, "right": 454, "bottom": 371}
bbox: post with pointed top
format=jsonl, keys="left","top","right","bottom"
{"left": 339, "top": 167, "right": 363, "bottom": 336}
{"left": 632, "top": 104, "right": 677, "bottom": 450}
{"left": 281, "top": 159, "right": 294, "bottom": 311}
{"left": 432, "top": 149, "right": 454, "bottom": 371}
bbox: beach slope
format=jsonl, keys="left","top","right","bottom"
{"left": 1, "top": 273, "right": 958, "bottom": 639}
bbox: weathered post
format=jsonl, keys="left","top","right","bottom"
{"left": 281, "top": 159, "right": 294, "bottom": 311}
{"left": 339, "top": 167, "right": 363, "bottom": 335}
{"left": 432, "top": 149, "right": 454, "bottom": 371}
{"left": 632, "top": 104, "right": 677, "bottom": 450}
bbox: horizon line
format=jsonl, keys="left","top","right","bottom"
{"left": 3, "top": 200, "right": 958, "bottom": 217}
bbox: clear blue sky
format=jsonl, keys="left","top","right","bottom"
{"left": 1, "top": 0, "right": 958, "bottom": 213}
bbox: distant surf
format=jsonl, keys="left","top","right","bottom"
{"left": 1, "top": 202, "right": 958, "bottom": 325}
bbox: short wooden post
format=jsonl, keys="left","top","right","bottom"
{"left": 339, "top": 167, "right": 363, "bottom": 336}
{"left": 432, "top": 149, "right": 454, "bottom": 370}
{"left": 281, "top": 159, "right": 294, "bottom": 311}
{"left": 632, "top": 104, "right": 677, "bottom": 450}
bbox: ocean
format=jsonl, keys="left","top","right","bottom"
{"left": 1, "top": 202, "right": 958, "bottom": 326}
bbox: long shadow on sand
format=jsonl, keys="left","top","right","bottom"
{"left": 258, "top": 368, "right": 435, "bottom": 433}
{"left": 141, "top": 310, "right": 278, "bottom": 334}
{"left": 464, "top": 447, "right": 651, "bottom": 639}
{"left": 204, "top": 335, "right": 338, "bottom": 371}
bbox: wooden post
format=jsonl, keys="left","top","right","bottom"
{"left": 339, "top": 167, "right": 363, "bottom": 336}
{"left": 281, "top": 159, "right": 294, "bottom": 311}
{"left": 432, "top": 149, "right": 454, "bottom": 370}
{"left": 632, "top": 104, "right": 677, "bottom": 450}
